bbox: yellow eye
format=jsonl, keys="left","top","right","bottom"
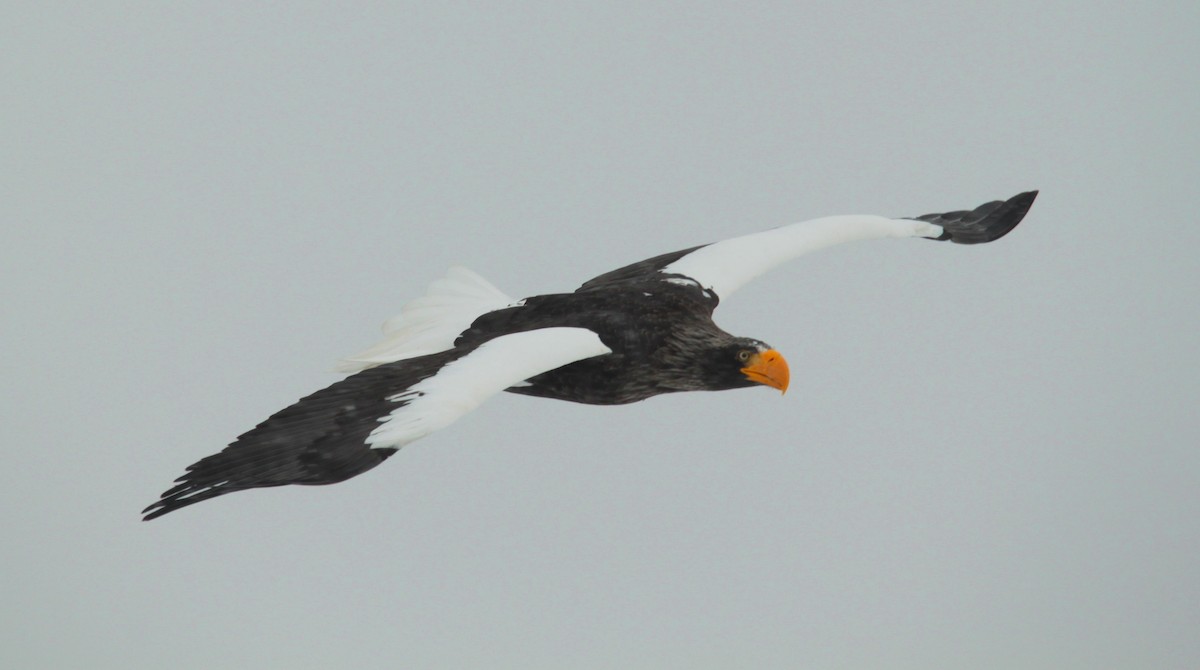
{"left": 737, "top": 350, "right": 752, "bottom": 363}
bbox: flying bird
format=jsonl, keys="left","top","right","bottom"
{"left": 143, "top": 191, "right": 1037, "bottom": 520}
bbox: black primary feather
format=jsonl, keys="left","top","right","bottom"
{"left": 142, "top": 348, "right": 474, "bottom": 520}
{"left": 914, "top": 190, "right": 1038, "bottom": 244}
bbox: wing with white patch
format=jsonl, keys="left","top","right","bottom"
{"left": 580, "top": 191, "right": 1037, "bottom": 302}
{"left": 337, "top": 266, "right": 518, "bottom": 372}
{"left": 143, "top": 328, "right": 610, "bottom": 520}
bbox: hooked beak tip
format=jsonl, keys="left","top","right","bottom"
{"left": 741, "top": 349, "right": 790, "bottom": 394}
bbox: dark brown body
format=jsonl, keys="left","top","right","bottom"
{"left": 458, "top": 281, "right": 763, "bottom": 404}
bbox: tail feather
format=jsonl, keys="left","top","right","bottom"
{"left": 337, "top": 266, "right": 517, "bottom": 372}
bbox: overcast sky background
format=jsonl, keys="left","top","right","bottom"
{"left": 4, "top": 2, "right": 1198, "bottom": 668}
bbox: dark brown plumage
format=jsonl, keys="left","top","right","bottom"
{"left": 144, "top": 190, "right": 1036, "bottom": 520}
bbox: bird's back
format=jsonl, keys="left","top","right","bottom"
{"left": 459, "top": 283, "right": 723, "bottom": 404}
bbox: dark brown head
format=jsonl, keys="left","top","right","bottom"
{"left": 695, "top": 337, "right": 790, "bottom": 393}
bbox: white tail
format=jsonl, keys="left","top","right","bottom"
{"left": 336, "top": 266, "right": 518, "bottom": 372}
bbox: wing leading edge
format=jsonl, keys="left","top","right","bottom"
{"left": 143, "top": 327, "right": 609, "bottom": 520}
{"left": 580, "top": 190, "right": 1037, "bottom": 302}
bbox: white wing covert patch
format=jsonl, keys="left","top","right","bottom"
{"left": 661, "top": 215, "right": 943, "bottom": 301}
{"left": 366, "top": 327, "right": 610, "bottom": 449}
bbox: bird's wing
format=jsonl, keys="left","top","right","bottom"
{"left": 143, "top": 327, "right": 610, "bottom": 520}
{"left": 579, "top": 191, "right": 1037, "bottom": 303}
{"left": 337, "top": 266, "right": 518, "bottom": 372}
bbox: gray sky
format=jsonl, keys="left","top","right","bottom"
{"left": 4, "top": 2, "right": 1198, "bottom": 668}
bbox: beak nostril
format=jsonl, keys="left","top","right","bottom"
{"left": 741, "top": 348, "right": 789, "bottom": 394}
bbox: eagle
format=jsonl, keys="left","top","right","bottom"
{"left": 143, "top": 191, "right": 1037, "bottom": 520}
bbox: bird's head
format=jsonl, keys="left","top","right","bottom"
{"left": 705, "top": 338, "right": 790, "bottom": 394}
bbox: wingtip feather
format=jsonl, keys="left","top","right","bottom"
{"left": 915, "top": 189, "right": 1038, "bottom": 244}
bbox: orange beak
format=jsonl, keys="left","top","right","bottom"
{"left": 741, "top": 349, "right": 790, "bottom": 394}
